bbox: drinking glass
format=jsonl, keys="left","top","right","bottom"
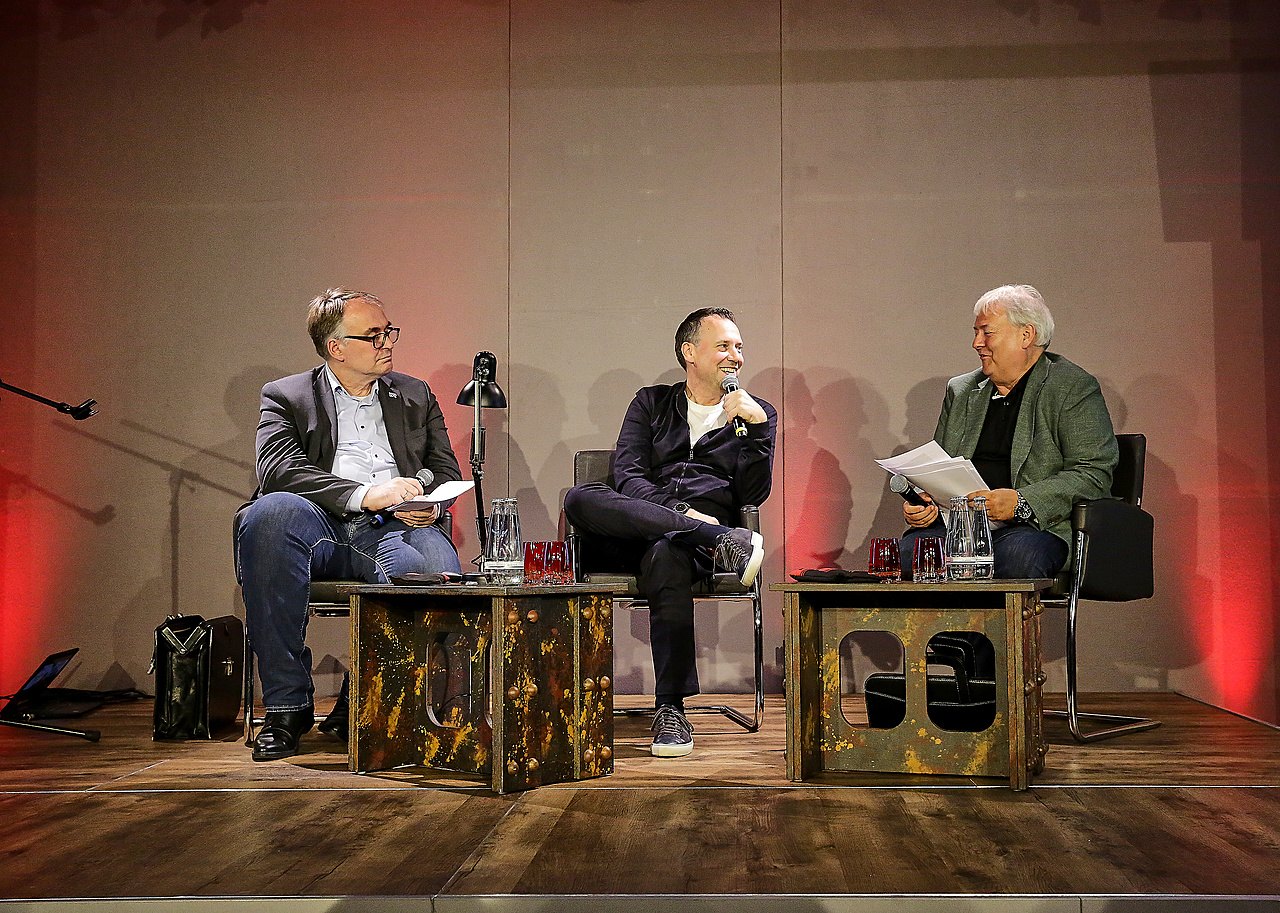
{"left": 544, "top": 541, "right": 569, "bottom": 585}
{"left": 868, "top": 537, "right": 901, "bottom": 582}
{"left": 913, "top": 536, "right": 946, "bottom": 583}
{"left": 523, "top": 540, "right": 548, "bottom": 585}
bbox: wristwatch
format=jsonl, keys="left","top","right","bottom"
{"left": 1013, "top": 492, "right": 1035, "bottom": 523}
{"left": 673, "top": 502, "right": 691, "bottom": 515}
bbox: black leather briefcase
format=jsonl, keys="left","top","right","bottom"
{"left": 151, "top": 614, "right": 243, "bottom": 740}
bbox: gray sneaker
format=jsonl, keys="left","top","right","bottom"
{"left": 714, "top": 528, "right": 765, "bottom": 587}
{"left": 650, "top": 705, "right": 694, "bottom": 758}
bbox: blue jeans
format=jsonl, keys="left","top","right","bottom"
{"left": 234, "top": 491, "right": 461, "bottom": 711}
{"left": 900, "top": 521, "right": 1069, "bottom": 581}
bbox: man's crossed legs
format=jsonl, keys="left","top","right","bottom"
{"left": 563, "top": 482, "right": 763, "bottom": 758}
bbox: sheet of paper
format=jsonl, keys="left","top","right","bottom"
{"left": 875, "top": 443, "right": 988, "bottom": 504}
{"left": 388, "top": 479, "right": 475, "bottom": 511}
{"left": 901, "top": 461, "right": 988, "bottom": 504}
{"left": 873, "top": 441, "right": 952, "bottom": 475}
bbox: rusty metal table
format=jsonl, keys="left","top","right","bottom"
{"left": 339, "top": 583, "right": 615, "bottom": 793}
{"left": 773, "top": 580, "right": 1050, "bottom": 790}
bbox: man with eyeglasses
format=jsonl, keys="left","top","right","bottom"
{"left": 234, "top": 287, "right": 463, "bottom": 761}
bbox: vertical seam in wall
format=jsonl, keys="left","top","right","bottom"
{"left": 506, "top": 0, "right": 514, "bottom": 489}
{"left": 778, "top": 0, "right": 787, "bottom": 580}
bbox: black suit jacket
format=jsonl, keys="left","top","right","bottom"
{"left": 240, "top": 366, "right": 462, "bottom": 521}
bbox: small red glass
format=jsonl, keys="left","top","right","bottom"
{"left": 544, "top": 541, "right": 569, "bottom": 585}
{"left": 868, "top": 537, "right": 901, "bottom": 582}
{"left": 523, "top": 540, "right": 548, "bottom": 585}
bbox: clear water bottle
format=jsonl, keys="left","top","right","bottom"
{"left": 484, "top": 498, "right": 523, "bottom": 584}
{"left": 968, "top": 495, "right": 995, "bottom": 579}
{"left": 945, "top": 496, "right": 996, "bottom": 581}
{"left": 945, "top": 496, "right": 978, "bottom": 580}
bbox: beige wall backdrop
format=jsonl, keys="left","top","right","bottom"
{"left": 2, "top": 1, "right": 1276, "bottom": 723}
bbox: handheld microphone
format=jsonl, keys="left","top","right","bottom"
{"left": 719, "top": 373, "right": 748, "bottom": 438}
{"left": 889, "top": 474, "right": 929, "bottom": 507}
{"left": 371, "top": 468, "right": 435, "bottom": 527}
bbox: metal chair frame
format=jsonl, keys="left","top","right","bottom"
{"left": 564, "top": 449, "right": 765, "bottom": 733}
{"left": 1041, "top": 432, "right": 1160, "bottom": 742}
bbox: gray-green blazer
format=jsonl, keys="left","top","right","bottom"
{"left": 934, "top": 352, "right": 1118, "bottom": 545}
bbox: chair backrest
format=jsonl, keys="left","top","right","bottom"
{"left": 574, "top": 449, "right": 613, "bottom": 488}
{"left": 1112, "top": 433, "right": 1145, "bottom": 506}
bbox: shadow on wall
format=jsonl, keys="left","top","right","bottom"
{"left": 1046, "top": 375, "right": 1206, "bottom": 690}
{"left": 552, "top": 367, "right": 648, "bottom": 526}
{"left": 46, "top": 0, "right": 264, "bottom": 41}
{"left": 60, "top": 364, "right": 276, "bottom": 690}
{"left": 769, "top": 367, "right": 941, "bottom": 575}
{"left": 510, "top": 362, "right": 568, "bottom": 543}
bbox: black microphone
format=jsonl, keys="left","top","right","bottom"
{"left": 889, "top": 474, "right": 929, "bottom": 507}
{"left": 370, "top": 468, "right": 435, "bottom": 527}
{"left": 719, "top": 373, "right": 749, "bottom": 438}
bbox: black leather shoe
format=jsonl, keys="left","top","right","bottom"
{"left": 251, "top": 708, "right": 314, "bottom": 762}
{"left": 317, "top": 675, "right": 349, "bottom": 742}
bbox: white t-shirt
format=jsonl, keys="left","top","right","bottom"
{"left": 686, "top": 397, "right": 729, "bottom": 448}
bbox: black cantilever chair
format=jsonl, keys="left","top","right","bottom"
{"left": 1042, "top": 432, "right": 1158, "bottom": 742}
{"left": 563, "top": 449, "right": 765, "bottom": 732}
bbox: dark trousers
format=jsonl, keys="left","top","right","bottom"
{"left": 563, "top": 482, "right": 732, "bottom": 705}
{"left": 900, "top": 519, "right": 1069, "bottom": 679}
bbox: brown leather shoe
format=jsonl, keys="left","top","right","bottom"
{"left": 251, "top": 708, "right": 314, "bottom": 762}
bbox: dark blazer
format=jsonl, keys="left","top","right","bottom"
{"left": 242, "top": 366, "right": 462, "bottom": 520}
{"left": 934, "top": 352, "right": 1118, "bottom": 545}
{"left": 612, "top": 382, "right": 777, "bottom": 521}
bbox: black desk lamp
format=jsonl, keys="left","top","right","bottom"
{"left": 456, "top": 351, "right": 507, "bottom": 554}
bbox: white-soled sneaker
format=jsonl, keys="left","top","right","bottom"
{"left": 714, "top": 528, "right": 765, "bottom": 587}
{"left": 650, "top": 704, "right": 694, "bottom": 758}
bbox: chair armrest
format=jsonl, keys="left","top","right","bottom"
{"left": 1072, "top": 497, "right": 1154, "bottom": 601}
{"left": 738, "top": 504, "right": 760, "bottom": 534}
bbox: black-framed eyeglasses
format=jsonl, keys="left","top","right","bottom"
{"left": 343, "top": 327, "right": 400, "bottom": 349}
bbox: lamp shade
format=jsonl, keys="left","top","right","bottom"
{"left": 457, "top": 380, "right": 507, "bottom": 408}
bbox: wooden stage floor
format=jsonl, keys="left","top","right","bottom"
{"left": 2, "top": 692, "right": 1279, "bottom": 912}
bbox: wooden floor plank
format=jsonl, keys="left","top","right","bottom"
{"left": 0, "top": 693, "right": 1277, "bottom": 903}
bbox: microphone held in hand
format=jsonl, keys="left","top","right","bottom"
{"left": 889, "top": 474, "right": 929, "bottom": 508}
{"left": 719, "top": 373, "right": 748, "bottom": 438}
{"left": 370, "top": 468, "right": 435, "bottom": 527}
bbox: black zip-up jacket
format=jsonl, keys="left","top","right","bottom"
{"left": 611, "top": 382, "right": 777, "bottom": 520}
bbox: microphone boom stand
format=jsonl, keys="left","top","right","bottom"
{"left": 0, "top": 376, "right": 98, "bottom": 421}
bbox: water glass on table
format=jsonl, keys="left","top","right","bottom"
{"left": 913, "top": 536, "right": 946, "bottom": 584}
{"left": 868, "top": 537, "right": 901, "bottom": 582}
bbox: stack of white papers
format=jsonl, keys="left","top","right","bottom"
{"left": 386, "top": 479, "right": 475, "bottom": 511}
{"left": 874, "top": 442, "right": 987, "bottom": 505}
